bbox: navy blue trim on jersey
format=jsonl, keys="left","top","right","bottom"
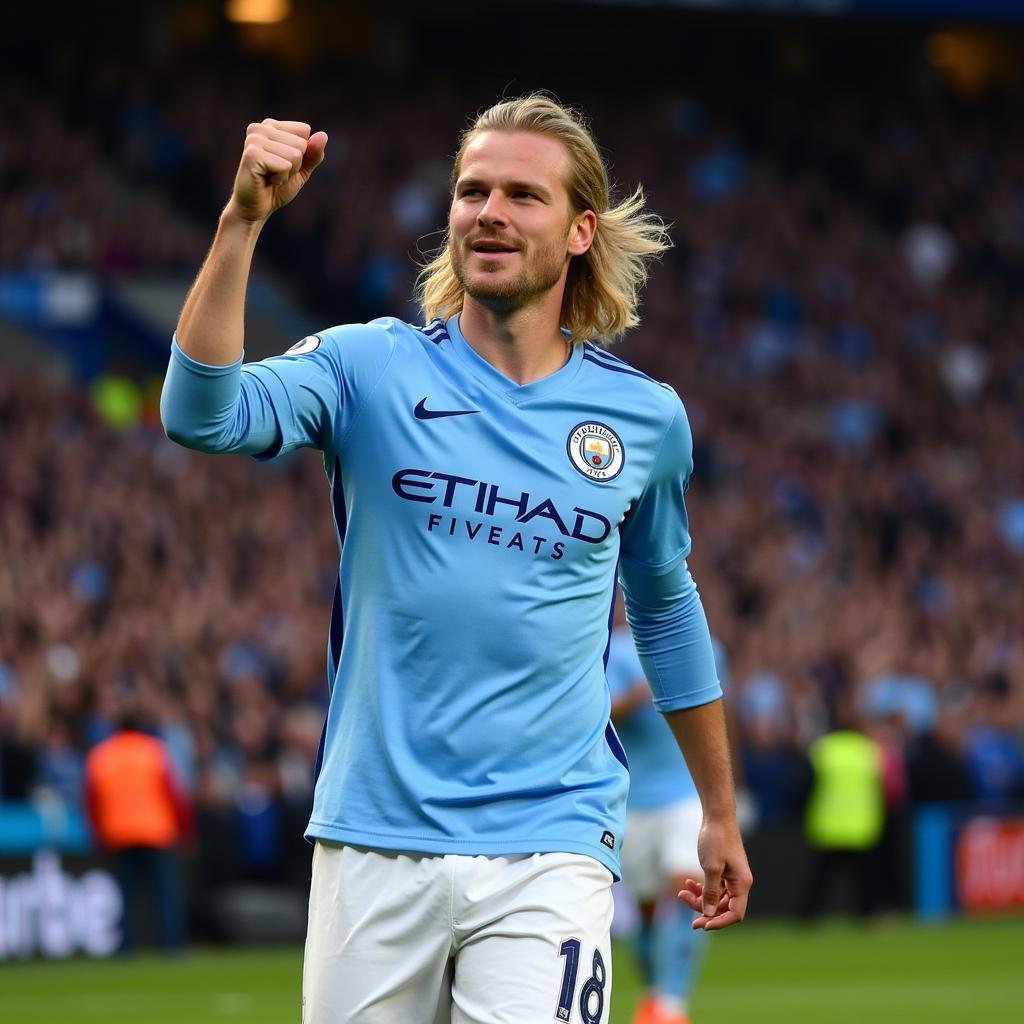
{"left": 582, "top": 352, "right": 656, "bottom": 383}
{"left": 602, "top": 576, "right": 617, "bottom": 672}
{"left": 329, "top": 578, "right": 344, "bottom": 676}
{"left": 601, "top": 579, "right": 628, "bottom": 771}
{"left": 317, "top": 457, "right": 348, "bottom": 790}
{"left": 328, "top": 455, "right": 348, "bottom": 668}
{"left": 422, "top": 320, "right": 448, "bottom": 345}
{"left": 583, "top": 342, "right": 650, "bottom": 372}
{"left": 604, "top": 722, "right": 629, "bottom": 771}
{"left": 583, "top": 344, "right": 671, "bottom": 389}
{"left": 312, "top": 721, "right": 328, "bottom": 794}
{"left": 582, "top": 347, "right": 653, "bottom": 380}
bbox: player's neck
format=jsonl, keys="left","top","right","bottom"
{"left": 459, "top": 296, "right": 571, "bottom": 386}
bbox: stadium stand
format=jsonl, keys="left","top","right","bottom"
{"left": 2, "top": 5, "right": 1022, "bottom": 928}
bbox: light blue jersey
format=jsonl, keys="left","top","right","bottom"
{"left": 161, "top": 315, "right": 721, "bottom": 876}
{"left": 607, "top": 631, "right": 730, "bottom": 812}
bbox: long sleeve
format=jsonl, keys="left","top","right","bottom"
{"left": 618, "top": 396, "right": 720, "bottom": 711}
{"left": 619, "top": 558, "right": 721, "bottom": 712}
{"left": 160, "top": 321, "right": 398, "bottom": 459}
{"left": 160, "top": 338, "right": 281, "bottom": 455}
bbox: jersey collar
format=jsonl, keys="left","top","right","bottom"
{"left": 446, "top": 315, "right": 584, "bottom": 405}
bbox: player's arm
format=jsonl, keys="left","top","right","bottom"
{"left": 177, "top": 119, "right": 327, "bottom": 366}
{"left": 665, "top": 700, "right": 751, "bottom": 930}
{"left": 619, "top": 397, "right": 752, "bottom": 929}
{"left": 161, "top": 120, "right": 329, "bottom": 454}
{"left": 620, "top": 561, "right": 752, "bottom": 929}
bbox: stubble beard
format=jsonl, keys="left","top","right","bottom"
{"left": 451, "top": 237, "right": 568, "bottom": 314}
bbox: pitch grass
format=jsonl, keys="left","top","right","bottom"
{"left": 1, "top": 918, "right": 1021, "bottom": 1023}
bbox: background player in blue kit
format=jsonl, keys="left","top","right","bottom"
{"left": 608, "top": 597, "right": 730, "bottom": 1024}
{"left": 161, "top": 95, "right": 751, "bottom": 1023}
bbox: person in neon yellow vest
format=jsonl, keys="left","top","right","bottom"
{"left": 798, "top": 717, "right": 884, "bottom": 918}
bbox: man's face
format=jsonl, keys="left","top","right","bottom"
{"left": 449, "top": 131, "right": 586, "bottom": 314}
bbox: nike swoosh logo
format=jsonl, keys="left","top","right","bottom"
{"left": 414, "top": 398, "right": 479, "bottom": 420}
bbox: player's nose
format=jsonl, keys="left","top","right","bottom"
{"left": 477, "top": 191, "right": 510, "bottom": 227}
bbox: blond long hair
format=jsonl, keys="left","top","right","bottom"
{"left": 417, "top": 95, "right": 672, "bottom": 345}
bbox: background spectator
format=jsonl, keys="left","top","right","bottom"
{"left": 83, "top": 705, "right": 193, "bottom": 953}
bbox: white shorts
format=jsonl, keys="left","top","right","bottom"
{"left": 618, "top": 797, "right": 703, "bottom": 903}
{"left": 302, "top": 842, "right": 614, "bottom": 1024}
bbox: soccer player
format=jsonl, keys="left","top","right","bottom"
{"left": 161, "top": 96, "right": 751, "bottom": 1024}
{"left": 608, "top": 598, "right": 728, "bottom": 1024}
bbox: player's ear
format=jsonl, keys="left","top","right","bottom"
{"left": 568, "top": 209, "right": 597, "bottom": 257}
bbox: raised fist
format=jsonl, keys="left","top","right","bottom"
{"left": 229, "top": 118, "right": 328, "bottom": 224}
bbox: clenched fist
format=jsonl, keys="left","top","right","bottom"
{"left": 229, "top": 118, "right": 328, "bottom": 224}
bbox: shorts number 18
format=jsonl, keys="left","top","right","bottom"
{"left": 555, "top": 938, "right": 606, "bottom": 1023}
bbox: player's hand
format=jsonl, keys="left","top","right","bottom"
{"left": 228, "top": 119, "right": 328, "bottom": 224}
{"left": 678, "top": 815, "right": 752, "bottom": 930}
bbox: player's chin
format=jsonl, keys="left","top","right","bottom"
{"left": 466, "top": 261, "right": 518, "bottom": 284}
{"left": 464, "top": 275, "right": 526, "bottom": 304}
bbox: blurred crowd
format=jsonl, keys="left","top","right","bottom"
{"left": 0, "top": 373, "right": 333, "bottom": 880}
{"left": 3, "top": 44, "right": 1024, "bottom": 878}
{"left": 0, "top": 86, "right": 205, "bottom": 276}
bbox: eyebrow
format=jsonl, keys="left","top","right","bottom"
{"left": 455, "top": 177, "right": 554, "bottom": 202}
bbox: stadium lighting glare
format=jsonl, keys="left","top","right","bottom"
{"left": 225, "top": 0, "right": 291, "bottom": 24}
{"left": 924, "top": 30, "right": 998, "bottom": 95}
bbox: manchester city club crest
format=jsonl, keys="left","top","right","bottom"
{"left": 567, "top": 421, "right": 624, "bottom": 481}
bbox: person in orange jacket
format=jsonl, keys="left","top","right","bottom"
{"left": 84, "top": 707, "right": 194, "bottom": 952}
